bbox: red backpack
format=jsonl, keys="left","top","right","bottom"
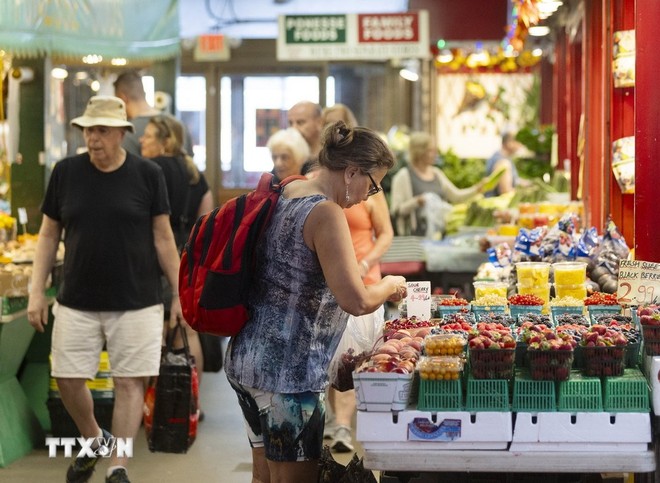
{"left": 178, "top": 173, "right": 303, "bottom": 336}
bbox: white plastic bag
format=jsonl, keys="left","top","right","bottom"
{"left": 329, "top": 306, "right": 385, "bottom": 392}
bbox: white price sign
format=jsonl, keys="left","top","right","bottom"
{"left": 405, "top": 281, "right": 431, "bottom": 320}
{"left": 617, "top": 259, "right": 660, "bottom": 305}
{"left": 17, "top": 207, "right": 27, "bottom": 225}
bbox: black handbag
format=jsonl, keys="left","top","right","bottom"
{"left": 144, "top": 320, "right": 199, "bottom": 453}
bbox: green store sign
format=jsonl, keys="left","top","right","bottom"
{"left": 284, "top": 15, "right": 347, "bottom": 44}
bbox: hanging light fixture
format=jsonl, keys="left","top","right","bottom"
{"left": 399, "top": 59, "right": 419, "bottom": 82}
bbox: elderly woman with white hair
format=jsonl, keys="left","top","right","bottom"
{"left": 267, "top": 127, "right": 310, "bottom": 182}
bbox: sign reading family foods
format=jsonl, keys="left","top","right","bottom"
{"left": 277, "top": 11, "right": 430, "bottom": 61}
{"left": 617, "top": 259, "right": 660, "bottom": 305}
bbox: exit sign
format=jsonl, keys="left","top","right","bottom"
{"left": 194, "top": 33, "right": 230, "bottom": 61}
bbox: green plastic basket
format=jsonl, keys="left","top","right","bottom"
{"left": 587, "top": 304, "right": 622, "bottom": 325}
{"left": 417, "top": 378, "right": 463, "bottom": 411}
{"left": 550, "top": 306, "right": 586, "bottom": 326}
{"left": 436, "top": 305, "right": 471, "bottom": 318}
{"left": 465, "top": 376, "right": 510, "bottom": 412}
{"left": 510, "top": 304, "right": 543, "bottom": 323}
{"left": 512, "top": 370, "right": 557, "bottom": 412}
{"left": 558, "top": 371, "right": 603, "bottom": 412}
{"left": 602, "top": 369, "right": 650, "bottom": 413}
{"left": 472, "top": 305, "right": 507, "bottom": 322}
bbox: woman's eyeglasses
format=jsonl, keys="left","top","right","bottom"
{"left": 365, "top": 172, "right": 383, "bottom": 197}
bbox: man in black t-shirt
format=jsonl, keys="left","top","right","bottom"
{"left": 27, "top": 96, "right": 181, "bottom": 483}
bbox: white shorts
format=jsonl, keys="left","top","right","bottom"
{"left": 51, "top": 302, "right": 164, "bottom": 378}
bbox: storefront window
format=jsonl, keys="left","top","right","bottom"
{"left": 176, "top": 76, "right": 206, "bottom": 171}
{"left": 218, "top": 75, "right": 332, "bottom": 188}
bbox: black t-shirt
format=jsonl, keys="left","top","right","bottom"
{"left": 186, "top": 172, "right": 209, "bottom": 232}
{"left": 148, "top": 155, "right": 191, "bottom": 249}
{"left": 41, "top": 153, "right": 171, "bottom": 311}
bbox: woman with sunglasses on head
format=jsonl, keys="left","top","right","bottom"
{"left": 140, "top": 115, "right": 209, "bottom": 414}
{"left": 318, "top": 104, "right": 394, "bottom": 453}
{"left": 225, "top": 121, "right": 406, "bottom": 483}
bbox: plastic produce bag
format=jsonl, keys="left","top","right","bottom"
{"left": 422, "top": 192, "right": 453, "bottom": 239}
{"left": 329, "top": 307, "right": 385, "bottom": 392}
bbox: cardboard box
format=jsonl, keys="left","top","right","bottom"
{"left": 0, "top": 270, "right": 29, "bottom": 297}
{"left": 353, "top": 371, "right": 414, "bottom": 411}
{"left": 356, "top": 410, "right": 512, "bottom": 450}
{"left": 510, "top": 412, "right": 651, "bottom": 452}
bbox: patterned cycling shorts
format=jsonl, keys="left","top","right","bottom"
{"left": 227, "top": 376, "right": 325, "bottom": 462}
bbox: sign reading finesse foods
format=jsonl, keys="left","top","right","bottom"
{"left": 277, "top": 11, "right": 430, "bottom": 61}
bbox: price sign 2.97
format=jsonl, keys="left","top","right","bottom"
{"left": 617, "top": 259, "right": 660, "bottom": 305}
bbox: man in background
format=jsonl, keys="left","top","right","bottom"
{"left": 484, "top": 132, "right": 524, "bottom": 197}
{"left": 114, "top": 70, "right": 193, "bottom": 156}
{"left": 287, "top": 101, "right": 324, "bottom": 161}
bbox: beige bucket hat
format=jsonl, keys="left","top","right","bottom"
{"left": 70, "top": 95, "right": 134, "bottom": 132}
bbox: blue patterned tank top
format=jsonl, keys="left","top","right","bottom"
{"left": 225, "top": 194, "right": 349, "bottom": 393}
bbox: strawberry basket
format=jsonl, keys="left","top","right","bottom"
{"left": 468, "top": 348, "right": 515, "bottom": 379}
{"left": 641, "top": 325, "right": 660, "bottom": 356}
{"left": 582, "top": 346, "right": 626, "bottom": 377}
{"left": 527, "top": 349, "right": 574, "bottom": 381}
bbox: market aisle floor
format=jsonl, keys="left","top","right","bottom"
{"left": 1, "top": 367, "right": 363, "bottom": 482}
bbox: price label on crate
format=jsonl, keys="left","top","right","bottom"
{"left": 617, "top": 259, "right": 660, "bottom": 305}
{"left": 406, "top": 281, "right": 431, "bottom": 320}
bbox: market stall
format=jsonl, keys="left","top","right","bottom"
{"left": 348, "top": 227, "right": 660, "bottom": 481}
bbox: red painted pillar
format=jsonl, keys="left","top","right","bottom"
{"left": 582, "top": 0, "right": 607, "bottom": 230}
{"left": 635, "top": 0, "right": 660, "bottom": 261}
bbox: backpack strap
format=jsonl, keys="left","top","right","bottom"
{"left": 273, "top": 174, "right": 307, "bottom": 193}
{"left": 257, "top": 172, "right": 275, "bottom": 193}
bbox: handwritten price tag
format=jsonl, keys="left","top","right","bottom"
{"left": 406, "top": 281, "right": 431, "bottom": 320}
{"left": 617, "top": 259, "right": 660, "bottom": 305}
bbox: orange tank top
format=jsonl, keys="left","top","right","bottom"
{"left": 344, "top": 202, "right": 381, "bottom": 285}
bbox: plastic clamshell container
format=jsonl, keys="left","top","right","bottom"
{"left": 417, "top": 356, "right": 464, "bottom": 380}
{"left": 473, "top": 281, "right": 508, "bottom": 299}
{"left": 353, "top": 371, "right": 414, "bottom": 411}
{"left": 516, "top": 262, "right": 551, "bottom": 287}
{"left": 423, "top": 333, "right": 467, "bottom": 356}
{"left": 552, "top": 261, "right": 588, "bottom": 285}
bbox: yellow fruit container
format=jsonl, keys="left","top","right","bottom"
{"left": 554, "top": 283, "right": 587, "bottom": 300}
{"left": 552, "top": 262, "right": 587, "bottom": 285}
{"left": 516, "top": 262, "right": 551, "bottom": 287}
{"left": 517, "top": 283, "right": 551, "bottom": 307}
{"left": 473, "top": 281, "right": 508, "bottom": 299}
